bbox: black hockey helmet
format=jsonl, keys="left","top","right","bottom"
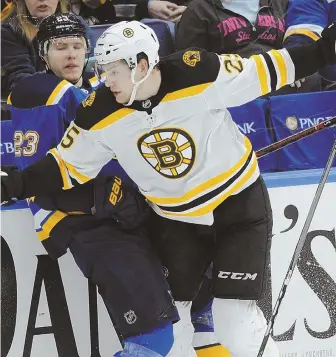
{"left": 37, "top": 13, "right": 91, "bottom": 58}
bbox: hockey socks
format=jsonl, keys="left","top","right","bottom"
{"left": 192, "top": 299, "right": 230, "bottom": 357}
{"left": 212, "top": 299, "right": 279, "bottom": 357}
{"left": 114, "top": 321, "right": 174, "bottom": 357}
{"left": 168, "top": 301, "right": 197, "bottom": 357}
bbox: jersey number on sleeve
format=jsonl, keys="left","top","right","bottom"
{"left": 60, "top": 125, "right": 80, "bottom": 149}
{"left": 14, "top": 131, "right": 40, "bottom": 157}
{"left": 220, "top": 54, "right": 244, "bottom": 75}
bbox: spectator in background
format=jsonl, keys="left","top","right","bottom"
{"left": 175, "top": 0, "right": 320, "bottom": 94}
{"left": 147, "top": 0, "right": 187, "bottom": 23}
{"left": 283, "top": 0, "right": 336, "bottom": 91}
{"left": 176, "top": 0, "right": 286, "bottom": 58}
{"left": 69, "top": 0, "right": 189, "bottom": 26}
{"left": 1, "top": 0, "right": 69, "bottom": 97}
{"left": 69, "top": 0, "right": 116, "bottom": 24}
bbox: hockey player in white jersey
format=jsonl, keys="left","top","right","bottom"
{"left": 2, "top": 20, "right": 336, "bottom": 357}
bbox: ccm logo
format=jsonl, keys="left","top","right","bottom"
{"left": 218, "top": 271, "right": 258, "bottom": 280}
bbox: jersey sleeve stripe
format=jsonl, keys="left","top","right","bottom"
{"left": 7, "top": 93, "right": 12, "bottom": 105}
{"left": 269, "top": 50, "right": 288, "bottom": 89}
{"left": 250, "top": 55, "right": 270, "bottom": 95}
{"left": 285, "top": 24, "right": 324, "bottom": 37}
{"left": 46, "top": 80, "right": 72, "bottom": 105}
{"left": 90, "top": 108, "right": 135, "bottom": 130}
{"left": 146, "top": 136, "right": 252, "bottom": 205}
{"left": 284, "top": 29, "right": 320, "bottom": 42}
{"left": 64, "top": 161, "right": 92, "bottom": 184}
{"left": 260, "top": 53, "right": 277, "bottom": 91}
{"left": 89, "top": 75, "right": 100, "bottom": 88}
{"left": 36, "top": 211, "right": 68, "bottom": 241}
{"left": 48, "top": 149, "right": 73, "bottom": 190}
{"left": 89, "top": 74, "right": 106, "bottom": 89}
{"left": 162, "top": 83, "right": 212, "bottom": 103}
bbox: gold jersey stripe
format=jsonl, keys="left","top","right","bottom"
{"left": 146, "top": 136, "right": 252, "bottom": 205}
{"left": 46, "top": 80, "right": 69, "bottom": 105}
{"left": 90, "top": 108, "right": 135, "bottom": 130}
{"left": 65, "top": 161, "right": 91, "bottom": 184}
{"left": 251, "top": 55, "right": 269, "bottom": 95}
{"left": 163, "top": 153, "right": 258, "bottom": 217}
{"left": 284, "top": 29, "right": 320, "bottom": 42}
{"left": 37, "top": 211, "right": 68, "bottom": 241}
{"left": 162, "top": 83, "right": 212, "bottom": 102}
{"left": 49, "top": 149, "right": 73, "bottom": 190}
{"left": 270, "top": 50, "right": 288, "bottom": 88}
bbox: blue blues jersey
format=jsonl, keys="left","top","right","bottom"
{"left": 8, "top": 74, "right": 87, "bottom": 170}
{"left": 8, "top": 73, "right": 133, "bottom": 257}
{"left": 284, "top": 0, "right": 336, "bottom": 81}
{"left": 7, "top": 74, "right": 88, "bottom": 255}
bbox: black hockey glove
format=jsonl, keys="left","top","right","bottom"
{"left": 92, "top": 176, "right": 151, "bottom": 231}
{"left": 1, "top": 166, "right": 20, "bottom": 206}
{"left": 320, "top": 21, "right": 336, "bottom": 64}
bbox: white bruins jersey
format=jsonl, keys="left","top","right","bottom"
{"left": 49, "top": 48, "right": 295, "bottom": 225}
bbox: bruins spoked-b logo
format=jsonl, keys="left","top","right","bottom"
{"left": 137, "top": 128, "right": 196, "bottom": 179}
{"left": 182, "top": 50, "right": 201, "bottom": 67}
{"left": 123, "top": 28, "right": 134, "bottom": 38}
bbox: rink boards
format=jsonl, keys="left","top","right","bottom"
{"left": 1, "top": 168, "right": 336, "bottom": 357}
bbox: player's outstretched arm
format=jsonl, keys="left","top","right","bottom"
{"left": 1, "top": 120, "right": 114, "bottom": 203}
{"left": 208, "top": 22, "right": 336, "bottom": 108}
{"left": 1, "top": 155, "right": 63, "bottom": 203}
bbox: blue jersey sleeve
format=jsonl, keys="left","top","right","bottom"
{"left": 284, "top": 0, "right": 328, "bottom": 47}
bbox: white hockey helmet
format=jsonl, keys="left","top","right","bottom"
{"left": 94, "top": 21, "right": 160, "bottom": 105}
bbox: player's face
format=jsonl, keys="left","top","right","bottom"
{"left": 46, "top": 37, "right": 86, "bottom": 83}
{"left": 25, "top": 0, "right": 59, "bottom": 19}
{"left": 103, "top": 61, "right": 140, "bottom": 104}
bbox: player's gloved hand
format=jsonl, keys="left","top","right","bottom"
{"left": 320, "top": 21, "right": 336, "bottom": 64}
{"left": 1, "top": 166, "right": 18, "bottom": 206}
{"left": 92, "top": 176, "right": 151, "bottom": 231}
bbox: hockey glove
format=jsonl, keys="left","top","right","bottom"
{"left": 92, "top": 176, "right": 151, "bottom": 231}
{"left": 1, "top": 166, "right": 19, "bottom": 206}
{"left": 320, "top": 21, "right": 336, "bottom": 64}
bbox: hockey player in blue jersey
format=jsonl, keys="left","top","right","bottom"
{"left": 284, "top": 0, "right": 336, "bottom": 85}
{"left": 6, "top": 13, "right": 179, "bottom": 357}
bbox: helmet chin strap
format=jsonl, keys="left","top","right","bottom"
{"left": 124, "top": 64, "right": 155, "bottom": 106}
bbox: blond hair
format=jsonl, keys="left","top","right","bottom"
{"left": 2, "top": 0, "right": 69, "bottom": 42}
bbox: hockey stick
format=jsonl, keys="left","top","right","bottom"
{"left": 256, "top": 116, "right": 336, "bottom": 158}
{"left": 257, "top": 139, "right": 336, "bottom": 357}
